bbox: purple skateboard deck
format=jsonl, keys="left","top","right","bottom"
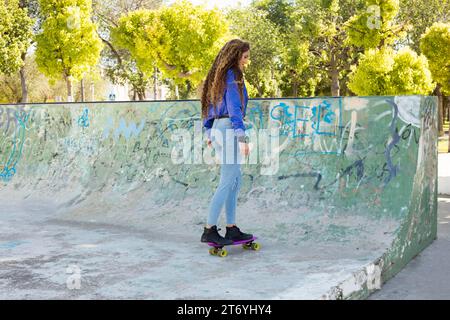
{"left": 207, "top": 236, "right": 260, "bottom": 257}
{"left": 207, "top": 236, "right": 257, "bottom": 248}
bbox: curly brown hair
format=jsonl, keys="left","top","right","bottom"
{"left": 201, "top": 39, "right": 250, "bottom": 119}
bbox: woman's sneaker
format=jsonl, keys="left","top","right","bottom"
{"left": 201, "top": 226, "right": 233, "bottom": 245}
{"left": 225, "top": 226, "right": 253, "bottom": 242}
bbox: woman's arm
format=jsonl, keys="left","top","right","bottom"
{"left": 225, "top": 70, "right": 246, "bottom": 142}
{"left": 203, "top": 117, "right": 214, "bottom": 141}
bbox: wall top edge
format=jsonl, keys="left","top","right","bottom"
{"left": 0, "top": 95, "right": 436, "bottom": 107}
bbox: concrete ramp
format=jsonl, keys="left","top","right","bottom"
{"left": 0, "top": 96, "right": 437, "bottom": 299}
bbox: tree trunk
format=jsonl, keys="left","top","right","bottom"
{"left": 256, "top": 81, "right": 263, "bottom": 97}
{"left": 136, "top": 86, "right": 145, "bottom": 101}
{"left": 330, "top": 51, "right": 340, "bottom": 96}
{"left": 445, "top": 95, "right": 450, "bottom": 153}
{"left": 185, "top": 81, "right": 192, "bottom": 99}
{"left": 259, "top": 88, "right": 264, "bottom": 97}
{"left": 90, "top": 81, "right": 95, "bottom": 101}
{"left": 19, "top": 53, "right": 28, "bottom": 103}
{"left": 444, "top": 96, "right": 450, "bottom": 122}
{"left": 175, "top": 85, "right": 179, "bottom": 100}
{"left": 66, "top": 78, "right": 73, "bottom": 102}
{"left": 80, "top": 78, "right": 85, "bottom": 102}
{"left": 153, "top": 66, "right": 158, "bottom": 100}
{"left": 19, "top": 67, "right": 28, "bottom": 103}
{"left": 434, "top": 84, "right": 444, "bottom": 136}
{"left": 292, "top": 81, "right": 298, "bottom": 97}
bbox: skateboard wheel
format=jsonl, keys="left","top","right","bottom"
{"left": 242, "top": 243, "right": 251, "bottom": 250}
{"left": 251, "top": 243, "right": 261, "bottom": 251}
{"left": 209, "top": 248, "right": 218, "bottom": 255}
{"left": 218, "top": 249, "right": 228, "bottom": 257}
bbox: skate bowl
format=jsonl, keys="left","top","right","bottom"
{"left": 0, "top": 96, "right": 437, "bottom": 299}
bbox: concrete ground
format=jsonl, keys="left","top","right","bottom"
{"left": 369, "top": 153, "right": 450, "bottom": 300}
{"left": 438, "top": 153, "right": 450, "bottom": 196}
{"left": 0, "top": 201, "right": 382, "bottom": 300}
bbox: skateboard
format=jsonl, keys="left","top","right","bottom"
{"left": 207, "top": 236, "right": 260, "bottom": 257}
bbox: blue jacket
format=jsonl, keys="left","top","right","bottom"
{"left": 203, "top": 68, "right": 248, "bottom": 140}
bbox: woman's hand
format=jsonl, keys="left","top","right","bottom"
{"left": 239, "top": 142, "right": 250, "bottom": 156}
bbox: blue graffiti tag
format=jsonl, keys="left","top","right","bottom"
{"left": 270, "top": 102, "right": 309, "bottom": 137}
{"left": 270, "top": 100, "right": 337, "bottom": 138}
{"left": 0, "top": 166, "right": 16, "bottom": 182}
{"left": 102, "top": 117, "right": 146, "bottom": 141}
{"left": 1, "top": 110, "right": 31, "bottom": 182}
{"left": 78, "top": 108, "right": 90, "bottom": 127}
{"left": 311, "top": 100, "right": 336, "bottom": 136}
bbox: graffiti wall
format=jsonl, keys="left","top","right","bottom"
{"left": 0, "top": 95, "right": 438, "bottom": 298}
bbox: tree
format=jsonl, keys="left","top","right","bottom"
{"left": 0, "top": 0, "right": 34, "bottom": 103}
{"left": 252, "top": 0, "right": 295, "bottom": 34}
{"left": 345, "top": 0, "right": 407, "bottom": 49}
{"left": 397, "top": 0, "right": 450, "bottom": 53}
{"left": 286, "top": 0, "right": 367, "bottom": 96}
{"left": 227, "top": 8, "right": 283, "bottom": 97}
{"left": 278, "top": 40, "right": 320, "bottom": 97}
{"left": 347, "top": 47, "right": 434, "bottom": 96}
{"left": 420, "top": 23, "right": 450, "bottom": 93}
{"left": 112, "top": 1, "right": 229, "bottom": 99}
{"left": 346, "top": 0, "right": 436, "bottom": 100}
{"left": 0, "top": 54, "right": 71, "bottom": 103}
{"left": 92, "top": 0, "right": 162, "bottom": 100}
{"left": 251, "top": 0, "right": 312, "bottom": 97}
{"left": 420, "top": 22, "right": 450, "bottom": 141}
{"left": 35, "top": 0, "right": 103, "bottom": 101}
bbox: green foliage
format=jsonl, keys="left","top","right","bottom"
{"left": 252, "top": 0, "right": 296, "bottom": 33}
{"left": 2, "top": 0, "right": 443, "bottom": 103}
{"left": 389, "top": 48, "right": 434, "bottom": 94}
{"left": 93, "top": 0, "right": 162, "bottom": 99}
{"left": 0, "top": 54, "right": 55, "bottom": 103}
{"left": 420, "top": 23, "right": 450, "bottom": 92}
{"left": 104, "top": 53, "right": 152, "bottom": 99}
{"left": 348, "top": 48, "right": 393, "bottom": 95}
{"left": 110, "top": 9, "right": 160, "bottom": 76}
{"left": 348, "top": 47, "right": 434, "bottom": 95}
{"left": 345, "top": 0, "right": 405, "bottom": 49}
{"left": 112, "top": 1, "right": 229, "bottom": 86}
{"left": 279, "top": 40, "right": 321, "bottom": 97}
{"left": 279, "top": 0, "right": 366, "bottom": 96}
{"left": 35, "top": 0, "right": 103, "bottom": 82}
{"left": 397, "top": 0, "right": 450, "bottom": 53}
{"left": 0, "top": 0, "right": 34, "bottom": 75}
{"left": 227, "top": 8, "right": 283, "bottom": 97}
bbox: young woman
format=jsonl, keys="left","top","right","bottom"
{"left": 200, "top": 39, "right": 253, "bottom": 245}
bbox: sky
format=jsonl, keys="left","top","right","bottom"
{"left": 164, "top": 0, "right": 252, "bottom": 10}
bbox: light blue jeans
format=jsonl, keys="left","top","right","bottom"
{"left": 207, "top": 118, "right": 242, "bottom": 226}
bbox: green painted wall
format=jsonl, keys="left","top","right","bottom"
{"left": 0, "top": 95, "right": 438, "bottom": 298}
